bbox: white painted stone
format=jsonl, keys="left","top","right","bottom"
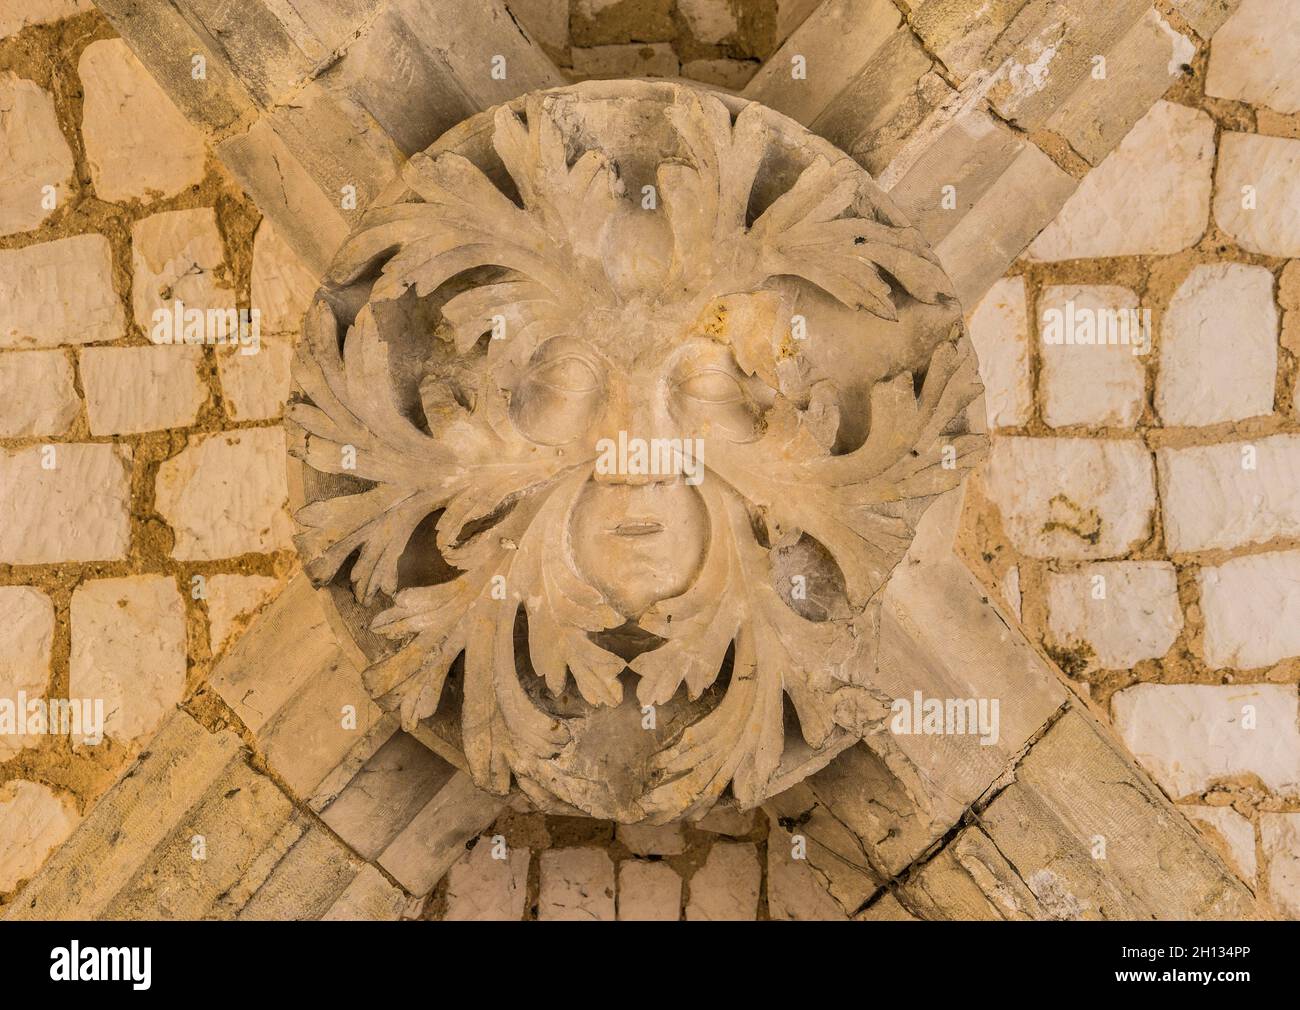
{"left": 443, "top": 836, "right": 529, "bottom": 920}
{"left": 678, "top": 0, "right": 738, "bottom": 43}
{"left": 0, "top": 780, "right": 78, "bottom": 892}
{"left": 616, "top": 821, "right": 685, "bottom": 856}
{"left": 1260, "top": 812, "right": 1300, "bottom": 918}
{"left": 0, "top": 444, "right": 131, "bottom": 564}
{"left": 1038, "top": 285, "right": 1146, "bottom": 428}
{"left": 69, "top": 575, "right": 186, "bottom": 746}
{"left": 686, "top": 841, "right": 761, "bottom": 920}
{"left": 205, "top": 574, "right": 283, "bottom": 659}
{"left": 131, "top": 208, "right": 234, "bottom": 339}
{"left": 0, "top": 0, "right": 92, "bottom": 38}
{"left": 0, "top": 235, "right": 124, "bottom": 348}
{"left": 1157, "top": 263, "right": 1277, "bottom": 426}
{"left": 0, "top": 74, "right": 74, "bottom": 237}
{"left": 1185, "top": 805, "right": 1256, "bottom": 883}
{"left": 1028, "top": 101, "right": 1214, "bottom": 260}
{"left": 1112, "top": 684, "right": 1300, "bottom": 797}
{"left": 1199, "top": 550, "right": 1300, "bottom": 669}
{"left": 79, "top": 39, "right": 205, "bottom": 203}
{"left": 0, "top": 586, "right": 54, "bottom": 759}
{"left": 1157, "top": 435, "right": 1300, "bottom": 553}
{"left": 1206, "top": 0, "right": 1300, "bottom": 114}
{"left": 155, "top": 428, "right": 293, "bottom": 560}
{"left": 251, "top": 220, "right": 316, "bottom": 336}
{"left": 1046, "top": 562, "right": 1182, "bottom": 669}
{"left": 1213, "top": 133, "right": 1300, "bottom": 257}
{"left": 80, "top": 345, "right": 207, "bottom": 435}
{"left": 966, "top": 276, "right": 1032, "bottom": 428}
{"left": 538, "top": 847, "right": 615, "bottom": 921}
{"left": 981, "top": 437, "right": 1156, "bottom": 559}
{"left": 616, "top": 859, "right": 682, "bottom": 920}
{"left": 0, "top": 350, "right": 78, "bottom": 436}
{"left": 216, "top": 336, "right": 294, "bottom": 421}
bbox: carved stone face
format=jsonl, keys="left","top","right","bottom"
{"left": 288, "top": 81, "right": 985, "bottom": 823}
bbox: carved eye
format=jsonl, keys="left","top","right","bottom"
{"left": 511, "top": 349, "right": 605, "bottom": 446}
{"left": 530, "top": 354, "right": 601, "bottom": 395}
{"left": 676, "top": 367, "right": 745, "bottom": 405}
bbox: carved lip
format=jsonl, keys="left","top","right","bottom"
{"left": 612, "top": 519, "right": 665, "bottom": 537}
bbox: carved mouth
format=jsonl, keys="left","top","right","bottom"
{"left": 612, "top": 520, "right": 665, "bottom": 537}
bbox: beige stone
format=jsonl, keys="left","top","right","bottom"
{"left": 0, "top": 0, "right": 92, "bottom": 37}
{"left": 69, "top": 575, "right": 186, "bottom": 746}
{"left": 1038, "top": 285, "right": 1146, "bottom": 428}
{"left": 767, "top": 821, "right": 849, "bottom": 920}
{"left": 686, "top": 841, "right": 761, "bottom": 920}
{"left": 1213, "top": 133, "right": 1300, "bottom": 258}
{"left": 0, "top": 350, "right": 78, "bottom": 436}
{"left": 1199, "top": 550, "right": 1300, "bottom": 669}
{"left": 616, "top": 860, "right": 682, "bottom": 920}
{"left": 695, "top": 804, "right": 756, "bottom": 836}
{"left": 131, "top": 208, "right": 234, "bottom": 339}
{"left": 1260, "top": 813, "right": 1300, "bottom": 918}
{"left": 616, "top": 821, "right": 685, "bottom": 856}
{"left": 0, "top": 74, "right": 74, "bottom": 237}
{"left": 570, "top": 43, "right": 678, "bottom": 79}
{"left": 1112, "top": 684, "right": 1300, "bottom": 798}
{"left": 251, "top": 220, "right": 317, "bottom": 335}
{"left": 1186, "top": 805, "right": 1256, "bottom": 883}
{"left": 0, "top": 235, "right": 124, "bottom": 348}
{"left": 80, "top": 345, "right": 207, "bottom": 435}
{"left": 1157, "top": 264, "right": 1277, "bottom": 426}
{"left": 1157, "top": 435, "right": 1300, "bottom": 553}
{"left": 678, "top": 0, "right": 737, "bottom": 44}
{"left": 505, "top": 0, "right": 570, "bottom": 59}
{"left": 966, "top": 276, "right": 1032, "bottom": 429}
{"left": 681, "top": 59, "right": 758, "bottom": 91}
{"left": 1047, "top": 562, "right": 1182, "bottom": 669}
{"left": 0, "top": 586, "right": 54, "bottom": 759}
{"left": 982, "top": 437, "right": 1155, "bottom": 559}
{"left": 1206, "top": 0, "right": 1300, "bottom": 114}
{"left": 538, "top": 847, "right": 615, "bottom": 921}
{"left": 155, "top": 428, "right": 293, "bottom": 560}
{"left": 1028, "top": 102, "right": 1214, "bottom": 260}
{"left": 0, "top": 780, "right": 78, "bottom": 891}
{"left": 217, "top": 337, "right": 294, "bottom": 421}
{"left": 0, "top": 444, "right": 131, "bottom": 564}
{"left": 205, "top": 574, "right": 283, "bottom": 658}
{"left": 443, "top": 836, "right": 529, "bottom": 921}
{"left": 79, "top": 39, "right": 205, "bottom": 203}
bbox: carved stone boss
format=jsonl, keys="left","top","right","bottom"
{"left": 286, "top": 81, "right": 985, "bottom": 823}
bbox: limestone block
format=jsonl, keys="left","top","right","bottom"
{"left": 1038, "top": 285, "right": 1146, "bottom": 428}
{"left": 0, "top": 0, "right": 92, "bottom": 37}
{"left": 1213, "top": 133, "right": 1300, "bottom": 257}
{"left": 1047, "top": 562, "right": 1183, "bottom": 669}
{"left": 571, "top": 43, "right": 679, "bottom": 78}
{"left": 1185, "top": 805, "right": 1256, "bottom": 883}
{"left": 321, "top": 864, "right": 410, "bottom": 921}
{"left": 538, "top": 847, "right": 616, "bottom": 921}
{"left": 0, "top": 235, "right": 124, "bottom": 348}
{"left": 616, "top": 821, "right": 685, "bottom": 856}
{"left": 617, "top": 860, "right": 682, "bottom": 921}
{"left": 685, "top": 842, "right": 761, "bottom": 920}
{"left": 0, "top": 585, "right": 54, "bottom": 760}
{"left": 251, "top": 220, "right": 318, "bottom": 335}
{"left": 678, "top": 0, "right": 737, "bottom": 44}
{"left": 767, "top": 821, "right": 849, "bottom": 920}
{"left": 966, "top": 277, "right": 1033, "bottom": 429}
{"left": 80, "top": 345, "right": 207, "bottom": 435}
{"left": 444, "top": 836, "right": 530, "bottom": 920}
{"left": 681, "top": 59, "right": 758, "bottom": 91}
{"left": 131, "top": 208, "right": 234, "bottom": 339}
{"left": 0, "top": 74, "right": 74, "bottom": 236}
{"left": 905, "top": 826, "right": 1043, "bottom": 920}
{"left": 0, "top": 350, "right": 78, "bottom": 436}
{"left": 1206, "top": 0, "right": 1300, "bottom": 113}
{"left": 0, "top": 781, "right": 78, "bottom": 892}
{"left": 1199, "top": 550, "right": 1300, "bottom": 669}
{"left": 1260, "top": 813, "right": 1300, "bottom": 918}
{"left": 205, "top": 573, "right": 283, "bottom": 659}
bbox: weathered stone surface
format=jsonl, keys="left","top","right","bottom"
{"left": 0, "top": 780, "right": 78, "bottom": 892}
{"left": 1206, "top": 0, "right": 1300, "bottom": 113}
{"left": 506, "top": 0, "right": 570, "bottom": 60}
{"left": 0, "top": 444, "right": 131, "bottom": 564}
{"left": 321, "top": 864, "right": 410, "bottom": 921}
{"left": 1171, "top": 0, "right": 1238, "bottom": 37}
{"left": 205, "top": 574, "right": 283, "bottom": 659}
{"left": 1186, "top": 805, "right": 1256, "bottom": 883}
{"left": 0, "top": 0, "right": 92, "bottom": 38}
{"left": 0, "top": 585, "right": 54, "bottom": 759}
{"left": 155, "top": 428, "right": 293, "bottom": 560}
{"left": 132, "top": 208, "right": 234, "bottom": 338}
{"left": 0, "top": 235, "right": 124, "bottom": 348}
{"left": 0, "top": 74, "right": 74, "bottom": 237}
{"left": 695, "top": 804, "right": 756, "bottom": 836}
{"left": 1213, "top": 133, "right": 1300, "bottom": 257}
{"left": 1157, "top": 435, "right": 1300, "bottom": 554}
{"left": 79, "top": 39, "right": 205, "bottom": 203}
{"left": 1157, "top": 263, "right": 1277, "bottom": 426}
{"left": 767, "top": 821, "right": 849, "bottom": 920}
{"left": 1260, "top": 812, "right": 1300, "bottom": 918}
{"left": 69, "top": 575, "right": 186, "bottom": 746}
{"left": 765, "top": 780, "right": 883, "bottom": 910}
{"left": 1038, "top": 285, "right": 1146, "bottom": 428}
{"left": 1047, "top": 562, "right": 1183, "bottom": 669}
{"left": 615, "top": 821, "right": 685, "bottom": 856}
{"left": 538, "top": 847, "right": 616, "bottom": 921}
{"left": 616, "top": 859, "right": 681, "bottom": 920}
{"left": 966, "top": 276, "right": 1032, "bottom": 428}
{"left": 1112, "top": 684, "right": 1300, "bottom": 797}
{"left": 443, "top": 836, "right": 529, "bottom": 921}
{"left": 232, "top": 822, "right": 361, "bottom": 921}
{"left": 251, "top": 220, "right": 317, "bottom": 335}
{"left": 856, "top": 892, "right": 918, "bottom": 920}
{"left": 982, "top": 437, "right": 1156, "bottom": 559}
{"left": 681, "top": 59, "right": 757, "bottom": 91}
{"left": 217, "top": 338, "right": 294, "bottom": 421}
{"left": 678, "top": 0, "right": 737, "bottom": 43}
{"left": 0, "top": 350, "right": 78, "bottom": 436}
{"left": 378, "top": 772, "right": 504, "bottom": 895}
{"left": 1199, "top": 550, "right": 1300, "bottom": 669}
{"left": 570, "top": 42, "right": 679, "bottom": 78}
{"left": 1029, "top": 101, "right": 1214, "bottom": 260}
{"left": 80, "top": 345, "right": 207, "bottom": 435}
{"left": 686, "top": 842, "right": 761, "bottom": 920}
{"left": 906, "top": 826, "right": 1043, "bottom": 920}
